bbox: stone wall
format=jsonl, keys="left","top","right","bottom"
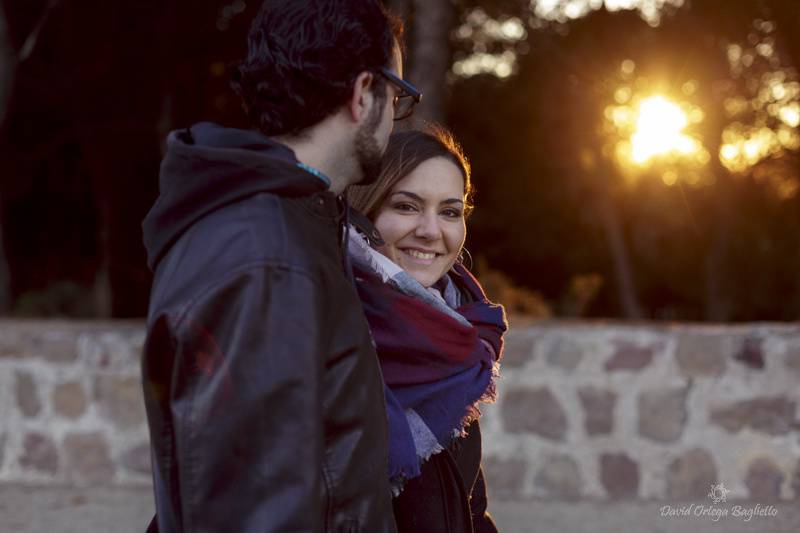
{"left": 0, "top": 321, "right": 150, "bottom": 487}
{"left": 481, "top": 322, "right": 800, "bottom": 502}
{"left": 1, "top": 320, "right": 799, "bottom": 502}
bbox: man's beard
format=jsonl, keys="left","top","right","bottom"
{"left": 353, "top": 98, "right": 386, "bottom": 185}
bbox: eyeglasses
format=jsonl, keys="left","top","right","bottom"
{"left": 378, "top": 67, "right": 422, "bottom": 121}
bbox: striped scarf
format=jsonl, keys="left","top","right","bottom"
{"left": 348, "top": 229, "right": 507, "bottom": 492}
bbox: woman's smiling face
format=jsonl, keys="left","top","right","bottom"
{"left": 373, "top": 156, "right": 466, "bottom": 287}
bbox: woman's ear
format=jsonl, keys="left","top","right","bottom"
{"left": 347, "top": 71, "right": 376, "bottom": 124}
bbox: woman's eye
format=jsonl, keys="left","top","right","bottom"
{"left": 393, "top": 202, "right": 417, "bottom": 212}
{"left": 442, "top": 208, "right": 463, "bottom": 218}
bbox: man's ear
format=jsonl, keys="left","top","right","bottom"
{"left": 347, "top": 71, "right": 376, "bottom": 124}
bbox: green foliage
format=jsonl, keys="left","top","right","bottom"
{"left": 14, "top": 281, "right": 96, "bottom": 318}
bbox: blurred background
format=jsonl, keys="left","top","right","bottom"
{"left": 2, "top": 3, "right": 800, "bottom": 532}
{"left": 2, "top": 0, "right": 799, "bottom": 323}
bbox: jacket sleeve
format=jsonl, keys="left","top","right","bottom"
{"left": 167, "top": 265, "right": 326, "bottom": 532}
{"left": 470, "top": 468, "right": 499, "bottom": 533}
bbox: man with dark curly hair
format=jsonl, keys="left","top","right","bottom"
{"left": 140, "top": 1, "right": 420, "bottom": 531}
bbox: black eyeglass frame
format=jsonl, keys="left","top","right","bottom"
{"left": 378, "top": 67, "right": 422, "bottom": 121}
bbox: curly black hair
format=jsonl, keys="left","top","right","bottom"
{"left": 231, "top": 0, "right": 403, "bottom": 137}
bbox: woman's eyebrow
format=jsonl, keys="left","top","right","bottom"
{"left": 392, "top": 191, "right": 423, "bottom": 202}
{"left": 392, "top": 191, "right": 464, "bottom": 205}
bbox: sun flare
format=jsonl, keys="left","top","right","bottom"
{"left": 606, "top": 86, "right": 710, "bottom": 184}
{"left": 630, "top": 96, "right": 699, "bottom": 164}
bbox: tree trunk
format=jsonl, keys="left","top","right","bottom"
{"left": 0, "top": 3, "right": 14, "bottom": 127}
{"left": 704, "top": 165, "right": 733, "bottom": 321}
{"left": 0, "top": 3, "right": 15, "bottom": 313}
{"left": 92, "top": 205, "right": 113, "bottom": 318}
{"left": 704, "top": 223, "right": 730, "bottom": 321}
{"left": 409, "top": 0, "right": 453, "bottom": 124}
{"left": 702, "top": 144, "right": 734, "bottom": 321}
{"left": 0, "top": 223, "right": 10, "bottom": 314}
{"left": 598, "top": 190, "right": 644, "bottom": 319}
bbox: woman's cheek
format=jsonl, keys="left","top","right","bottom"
{"left": 377, "top": 243, "right": 399, "bottom": 264}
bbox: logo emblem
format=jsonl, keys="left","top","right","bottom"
{"left": 708, "top": 483, "right": 731, "bottom": 504}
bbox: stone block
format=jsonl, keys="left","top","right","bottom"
{"left": 63, "top": 432, "right": 114, "bottom": 484}
{"left": 546, "top": 338, "right": 583, "bottom": 371}
{"left": 534, "top": 454, "right": 582, "bottom": 499}
{"left": 120, "top": 443, "right": 152, "bottom": 475}
{"left": 502, "top": 334, "right": 535, "bottom": 368}
{"left": 93, "top": 375, "right": 146, "bottom": 429}
{"left": 605, "top": 340, "right": 656, "bottom": 372}
{"left": 638, "top": 387, "right": 687, "bottom": 443}
{"left": 28, "top": 331, "right": 80, "bottom": 362}
{"left": 600, "top": 453, "right": 639, "bottom": 499}
{"left": 785, "top": 347, "right": 800, "bottom": 372}
{"left": 15, "top": 370, "right": 41, "bottom": 418}
{"left": 0, "top": 331, "right": 22, "bottom": 357}
{"left": 502, "top": 387, "right": 568, "bottom": 441}
{"left": 20, "top": 432, "right": 59, "bottom": 474}
{"left": 791, "top": 460, "right": 800, "bottom": 499}
{"left": 734, "top": 336, "right": 764, "bottom": 370}
{"left": 666, "top": 448, "right": 717, "bottom": 500}
{"left": 710, "top": 397, "right": 796, "bottom": 436}
{"left": 483, "top": 456, "right": 526, "bottom": 499}
{"left": 53, "top": 381, "right": 88, "bottom": 419}
{"left": 578, "top": 387, "right": 616, "bottom": 436}
{"left": 84, "top": 333, "right": 141, "bottom": 371}
{"left": 126, "top": 332, "right": 146, "bottom": 356}
{"left": 745, "top": 457, "right": 784, "bottom": 501}
{"left": 675, "top": 333, "right": 727, "bottom": 377}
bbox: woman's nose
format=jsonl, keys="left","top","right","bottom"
{"left": 414, "top": 212, "right": 441, "bottom": 240}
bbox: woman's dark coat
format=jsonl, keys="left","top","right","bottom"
{"left": 392, "top": 421, "right": 498, "bottom": 533}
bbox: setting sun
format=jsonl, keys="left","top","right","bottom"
{"left": 630, "top": 96, "right": 699, "bottom": 164}
{"left": 606, "top": 85, "right": 709, "bottom": 182}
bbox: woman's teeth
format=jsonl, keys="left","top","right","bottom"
{"left": 405, "top": 249, "right": 436, "bottom": 260}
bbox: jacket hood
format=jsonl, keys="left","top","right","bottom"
{"left": 142, "top": 122, "right": 329, "bottom": 270}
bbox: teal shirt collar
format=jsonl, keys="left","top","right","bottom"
{"left": 296, "top": 162, "right": 332, "bottom": 188}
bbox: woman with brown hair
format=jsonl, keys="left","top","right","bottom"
{"left": 347, "top": 127, "right": 507, "bottom": 532}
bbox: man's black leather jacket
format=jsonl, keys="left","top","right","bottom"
{"left": 141, "top": 123, "right": 396, "bottom": 532}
